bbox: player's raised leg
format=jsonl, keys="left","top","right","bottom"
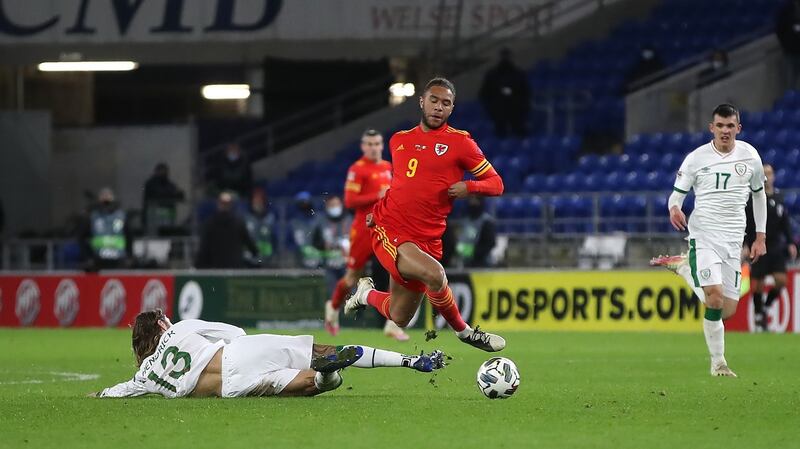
{"left": 394, "top": 242, "right": 505, "bottom": 351}
{"left": 650, "top": 253, "right": 707, "bottom": 303}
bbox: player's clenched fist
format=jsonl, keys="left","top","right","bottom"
{"left": 448, "top": 181, "right": 469, "bottom": 198}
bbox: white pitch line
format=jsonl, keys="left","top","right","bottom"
{"left": 0, "top": 371, "right": 100, "bottom": 386}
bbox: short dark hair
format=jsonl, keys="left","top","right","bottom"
{"left": 362, "top": 128, "right": 381, "bottom": 139}
{"left": 423, "top": 77, "right": 456, "bottom": 98}
{"left": 711, "top": 103, "right": 739, "bottom": 122}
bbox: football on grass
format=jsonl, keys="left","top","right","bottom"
{"left": 476, "top": 357, "right": 520, "bottom": 399}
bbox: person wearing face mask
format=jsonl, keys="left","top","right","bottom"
{"left": 79, "top": 187, "right": 133, "bottom": 271}
{"left": 143, "top": 162, "right": 185, "bottom": 236}
{"left": 315, "top": 195, "right": 352, "bottom": 272}
{"left": 291, "top": 191, "right": 324, "bottom": 269}
{"left": 243, "top": 187, "right": 277, "bottom": 267}
{"left": 213, "top": 143, "right": 253, "bottom": 200}
{"left": 455, "top": 196, "right": 497, "bottom": 268}
{"left": 624, "top": 45, "right": 665, "bottom": 92}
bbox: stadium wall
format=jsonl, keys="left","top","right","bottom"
{"left": 51, "top": 125, "right": 195, "bottom": 227}
{"left": 0, "top": 111, "right": 52, "bottom": 236}
{"left": 626, "top": 34, "right": 785, "bottom": 138}
{"left": 1, "top": 269, "right": 796, "bottom": 334}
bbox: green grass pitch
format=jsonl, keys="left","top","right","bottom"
{"left": 0, "top": 328, "right": 797, "bottom": 449}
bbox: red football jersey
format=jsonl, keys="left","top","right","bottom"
{"left": 372, "top": 125, "right": 497, "bottom": 241}
{"left": 344, "top": 157, "right": 392, "bottom": 225}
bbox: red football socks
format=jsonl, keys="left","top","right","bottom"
{"left": 330, "top": 278, "right": 351, "bottom": 310}
{"left": 426, "top": 285, "right": 467, "bottom": 332}
{"left": 367, "top": 290, "right": 392, "bottom": 320}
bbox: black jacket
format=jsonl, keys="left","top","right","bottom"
{"left": 195, "top": 211, "right": 258, "bottom": 269}
{"left": 745, "top": 190, "right": 795, "bottom": 252}
{"left": 215, "top": 156, "right": 253, "bottom": 199}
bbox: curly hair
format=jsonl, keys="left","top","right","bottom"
{"left": 132, "top": 309, "right": 165, "bottom": 366}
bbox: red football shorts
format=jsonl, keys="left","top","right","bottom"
{"left": 347, "top": 222, "right": 373, "bottom": 271}
{"left": 370, "top": 224, "right": 442, "bottom": 293}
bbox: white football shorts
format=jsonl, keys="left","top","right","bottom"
{"left": 221, "top": 334, "right": 314, "bottom": 397}
{"left": 687, "top": 237, "right": 743, "bottom": 301}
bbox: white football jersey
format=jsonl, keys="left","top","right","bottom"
{"left": 673, "top": 140, "right": 765, "bottom": 243}
{"left": 98, "top": 320, "right": 245, "bottom": 398}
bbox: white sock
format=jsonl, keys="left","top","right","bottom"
{"left": 703, "top": 318, "right": 726, "bottom": 365}
{"left": 313, "top": 371, "right": 342, "bottom": 392}
{"left": 677, "top": 264, "right": 706, "bottom": 303}
{"left": 350, "top": 346, "right": 415, "bottom": 369}
{"left": 456, "top": 326, "right": 473, "bottom": 338}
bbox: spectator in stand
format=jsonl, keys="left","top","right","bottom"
{"left": 142, "top": 162, "right": 185, "bottom": 235}
{"left": 776, "top": 0, "right": 800, "bottom": 88}
{"left": 624, "top": 45, "right": 665, "bottom": 92}
{"left": 244, "top": 187, "right": 278, "bottom": 267}
{"left": 214, "top": 143, "right": 253, "bottom": 200}
{"left": 195, "top": 191, "right": 258, "bottom": 269}
{"left": 697, "top": 49, "right": 732, "bottom": 88}
{"left": 79, "top": 187, "right": 133, "bottom": 271}
{"left": 291, "top": 191, "right": 322, "bottom": 268}
{"left": 479, "top": 48, "right": 530, "bottom": 138}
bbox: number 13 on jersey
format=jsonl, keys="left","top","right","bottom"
{"left": 406, "top": 158, "right": 418, "bottom": 177}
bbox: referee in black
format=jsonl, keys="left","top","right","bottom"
{"left": 745, "top": 164, "right": 797, "bottom": 331}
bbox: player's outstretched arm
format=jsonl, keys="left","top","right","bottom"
{"left": 90, "top": 379, "right": 147, "bottom": 398}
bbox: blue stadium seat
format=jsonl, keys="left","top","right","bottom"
{"left": 577, "top": 155, "right": 599, "bottom": 174}
{"left": 603, "top": 171, "right": 625, "bottom": 191}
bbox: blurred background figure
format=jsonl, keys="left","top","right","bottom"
{"left": 456, "top": 197, "right": 498, "bottom": 268}
{"left": 697, "top": 49, "right": 732, "bottom": 88}
{"left": 479, "top": 48, "right": 530, "bottom": 138}
{"left": 625, "top": 45, "right": 665, "bottom": 91}
{"left": 142, "top": 162, "right": 185, "bottom": 236}
{"left": 291, "top": 191, "right": 322, "bottom": 268}
{"left": 745, "top": 164, "right": 798, "bottom": 331}
{"left": 213, "top": 143, "right": 252, "bottom": 200}
{"left": 195, "top": 191, "right": 257, "bottom": 269}
{"left": 0, "top": 198, "right": 5, "bottom": 269}
{"left": 319, "top": 195, "right": 350, "bottom": 269}
{"left": 776, "top": 0, "right": 800, "bottom": 88}
{"left": 79, "top": 187, "right": 133, "bottom": 271}
{"left": 244, "top": 187, "right": 277, "bottom": 268}
{"left": 318, "top": 195, "right": 352, "bottom": 292}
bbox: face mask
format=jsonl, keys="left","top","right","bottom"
{"left": 326, "top": 206, "right": 343, "bottom": 218}
{"left": 227, "top": 153, "right": 240, "bottom": 162}
{"left": 642, "top": 50, "right": 654, "bottom": 60}
{"left": 712, "top": 60, "right": 724, "bottom": 69}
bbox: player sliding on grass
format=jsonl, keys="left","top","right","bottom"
{"left": 345, "top": 77, "right": 506, "bottom": 352}
{"left": 89, "top": 310, "right": 444, "bottom": 398}
{"left": 651, "top": 104, "right": 766, "bottom": 377}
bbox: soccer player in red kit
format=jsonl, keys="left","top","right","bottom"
{"left": 345, "top": 77, "right": 506, "bottom": 352}
{"left": 324, "top": 129, "right": 409, "bottom": 341}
